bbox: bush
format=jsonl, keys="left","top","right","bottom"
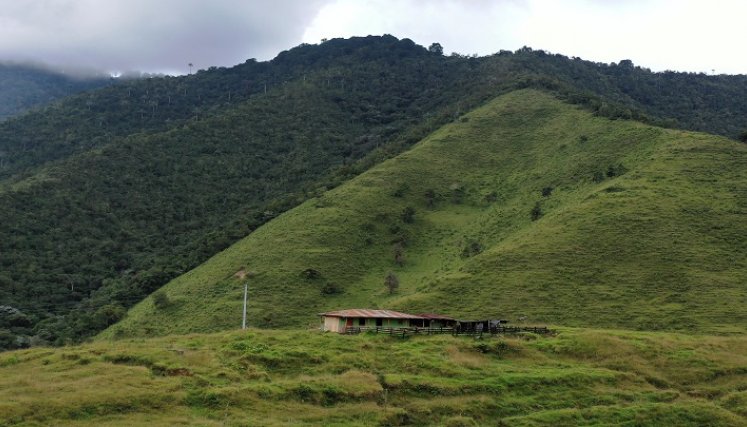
{"left": 384, "top": 272, "right": 400, "bottom": 295}
{"left": 483, "top": 191, "right": 498, "bottom": 202}
{"left": 541, "top": 186, "right": 553, "bottom": 197}
{"left": 152, "top": 291, "right": 171, "bottom": 309}
{"left": 606, "top": 163, "right": 628, "bottom": 178}
{"left": 401, "top": 206, "right": 416, "bottom": 223}
{"left": 391, "top": 183, "right": 409, "bottom": 197}
{"left": 530, "top": 202, "right": 543, "bottom": 221}
{"left": 424, "top": 189, "right": 437, "bottom": 207}
{"left": 320, "top": 283, "right": 343, "bottom": 295}
{"left": 462, "top": 241, "right": 483, "bottom": 258}
{"left": 450, "top": 183, "right": 465, "bottom": 204}
{"left": 301, "top": 268, "right": 322, "bottom": 280}
{"left": 393, "top": 243, "right": 405, "bottom": 266}
{"left": 739, "top": 130, "right": 747, "bottom": 143}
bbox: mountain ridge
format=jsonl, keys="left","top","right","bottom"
{"left": 3, "top": 35, "right": 747, "bottom": 348}
{"left": 102, "top": 89, "right": 747, "bottom": 339}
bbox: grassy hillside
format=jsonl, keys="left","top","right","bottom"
{"left": 4, "top": 36, "right": 747, "bottom": 349}
{"left": 1, "top": 36, "right": 512, "bottom": 348}
{"left": 103, "top": 89, "right": 747, "bottom": 338}
{"left": 4, "top": 329, "right": 747, "bottom": 426}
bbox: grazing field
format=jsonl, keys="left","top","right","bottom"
{"left": 102, "top": 89, "right": 747, "bottom": 339}
{"left": 2, "top": 328, "right": 746, "bottom": 426}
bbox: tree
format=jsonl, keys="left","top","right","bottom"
{"left": 424, "top": 189, "right": 437, "bottom": 208}
{"left": 152, "top": 291, "right": 171, "bottom": 309}
{"left": 393, "top": 243, "right": 405, "bottom": 266}
{"left": 384, "top": 272, "right": 399, "bottom": 295}
{"left": 530, "top": 202, "right": 543, "bottom": 221}
{"left": 739, "top": 130, "right": 747, "bottom": 143}
{"left": 428, "top": 43, "right": 444, "bottom": 55}
{"left": 401, "top": 206, "right": 416, "bottom": 223}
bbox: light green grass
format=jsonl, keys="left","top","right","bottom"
{"left": 102, "top": 89, "right": 747, "bottom": 338}
{"left": 2, "top": 329, "right": 746, "bottom": 426}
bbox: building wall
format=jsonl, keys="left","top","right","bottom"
{"left": 430, "top": 319, "right": 456, "bottom": 328}
{"left": 322, "top": 316, "right": 343, "bottom": 332}
{"left": 322, "top": 316, "right": 415, "bottom": 332}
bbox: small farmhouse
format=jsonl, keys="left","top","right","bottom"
{"left": 320, "top": 309, "right": 457, "bottom": 333}
{"left": 320, "top": 309, "right": 422, "bottom": 333}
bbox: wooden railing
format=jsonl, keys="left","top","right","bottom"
{"left": 343, "top": 325, "right": 551, "bottom": 337}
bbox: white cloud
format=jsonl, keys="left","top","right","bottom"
{"left": 302, "top": 0, "right": 527, "bottom": 56}
{"left": 303, "top": 0, "right": 747, "bottom": 74}
{"left": 0, "top": 0, "right": 327, "bottom": 74}
{"left": 0, "top": 0, "right": 745, "bottom": 74}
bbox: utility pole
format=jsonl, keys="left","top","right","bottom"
{"left": 242, "top": 282, "right": 248, "bottom": 330}
{"left": 236, "top": 268, "right": 251, "bottom": 330}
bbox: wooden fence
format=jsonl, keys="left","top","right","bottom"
{"left": 344, "top": 325, "right": 551, "bottom": 337}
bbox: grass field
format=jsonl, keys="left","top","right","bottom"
{"left": 3, "top": 328, "right": 747, "bottom": 426}
{"left": 101, "top": 89, "right": 747, "bottom": 338}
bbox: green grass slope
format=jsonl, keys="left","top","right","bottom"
{"left": 3, "top": 329, "right": 747, "bottom": 426}
{"left": 103, "top": 89, "right": 747, "bottom": 338}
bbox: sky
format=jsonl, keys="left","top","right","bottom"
{"left": 0, "top": 0, "right": 745, "bottom": 75}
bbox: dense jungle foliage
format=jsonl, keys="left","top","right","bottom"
{"left": 0, "top": 63, "right": 111, "bottom": 121}
{"left": 1, "top": 35, "right": 747, "bottom": 349}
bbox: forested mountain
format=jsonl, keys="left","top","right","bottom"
{"left": 0, "top": 63, "right": 111, "bottom": 121}
{"left": 1, "top": 35, "right": 747, "bottom": 349}
{"left": 0, "top": 37, "right": 502, "bottom": 348}
{"left": 104, "top": 90, "right": 747, "bottom": 339}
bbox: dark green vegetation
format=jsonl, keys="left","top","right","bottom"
{"left": 0, "top": 62, "right": 111, "bottom": 121}
{"left": 3, "top": 36, "right": 747, "bottom": 349}
{"left": 1, "top": 37, "right": 504, "bottom": 348}
{"left": 2, "top": 329, "right": 747, "bottom": 426}
{"left": 105, "top": 90, "right": 746, "bottom": 338}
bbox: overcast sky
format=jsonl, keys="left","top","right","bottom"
{"left": 1, "top": 0, "right": 745, "bottom": 75}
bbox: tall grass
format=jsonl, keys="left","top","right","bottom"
{"left": 2, "top": 328, "right": 746, "bottom": 425}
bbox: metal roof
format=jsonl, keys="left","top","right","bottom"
{"left": 320, "top": 309, "right": 425, "bottom": 319}
{"left": 416, "top": 313, "right": 457, "bottom": 321}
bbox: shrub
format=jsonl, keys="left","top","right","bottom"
{"left": 320, "top": 283, "right": 343, "bottom": 295}
{"left": 530, "top": 202, "right": 543, "bottom": 221}
{"left": 391, "top": 183, "right": 409, "bottom": 198}
{"left": 424, "top": 189, "right": 437, "bottom": 207}
{"left": 541, "top": 186, "right": 553, "bottom": 197}
{"left": 393, "top": 243, "right": 405, "bottom": 266}
{"left": 401, "top": 206, "right": 416, "bottom": 223}
{"left": 301, "top": 268, "right": 322, "bottom": 280}
{"left": 462, "top": 241, "right": 483, "bottom": 258}
{"left": 390, "top": 231, "right": 410, "bottom": 246}
{"left": 384, "top": 272, "right": 400, "bottom": 295}
{"left": 152, "top": 291, "right": 171, "bottom": 309}
{"left": 739, "top": 130, "right": 747, "bottom": 143}
{"left": 450, "top": 183, "right": 465, "bottom": 204}
{"left": 483, "top": 191, "right": 498, "bottom": 202}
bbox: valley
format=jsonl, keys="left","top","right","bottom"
{"left": 0, "top": 33, "right": 746, "bottom": 426}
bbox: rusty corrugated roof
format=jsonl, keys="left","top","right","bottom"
{"left": 416, "top": 313, "right": 456, "bottom": 321}
{"left": 320, "top": 309, "right": 424, "bottom": 319}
